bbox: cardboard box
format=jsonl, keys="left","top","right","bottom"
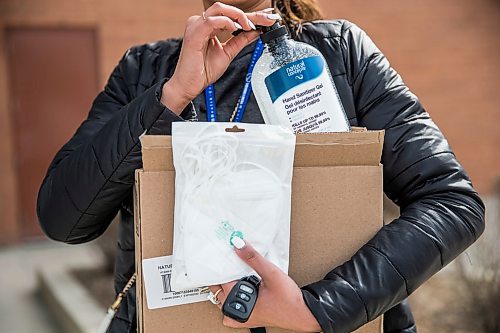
{"left": 135, "top": 129, "right": 385, "bottom": 333}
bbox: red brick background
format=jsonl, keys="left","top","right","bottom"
{"left": 0, "top": 0, "right": 498, "bottom": 242}
{"left": 328, "top": 0, "right": 500, "bottom": 196}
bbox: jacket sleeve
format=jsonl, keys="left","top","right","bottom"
{"left": 301, "top": 21, "right": 485, "bottom": 333}
{"left": 37, "top": 47, "right": 183, "bottom": 244}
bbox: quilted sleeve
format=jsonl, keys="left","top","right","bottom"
{"left": 37, "top": 47, "right": 182, "bottom": 244}
{"left": 301, "top": 21, "right": 485, "bottom": 333}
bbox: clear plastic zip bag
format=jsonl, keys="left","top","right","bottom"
{"left": 170, "top": 122, "right": 296, "bottom": 290}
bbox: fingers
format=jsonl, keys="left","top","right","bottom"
{"left": 185, "top": 14, "right": 242, "bottom": 49}
{"left": 190, "top": 3, "right": 281, "bottom": 49}
{"left": 220, "top": 8, "right": 281, "bottom": 60}
{"left": 246, "top": 11, "right": 281, "bottom": 27}
{"left": 232, "top": 237, "right": 281, "bottom": 285}
{"left": 208, "top": 285, "right": 225, "bottom": 309}
{"left": 203, "top": 15, "right": 243, "bottom": 34}
{"left": 208, "top": 285, "right": 222, "bottom": 294}
{"left": 205, "top": 2, "right": 281, "bottom": 33}
{"left": 223, "top": 30, "right": 260, "bottom": 60}
{"left": 208, "top": 281, "right": 237, "bottom": 309}
{"left": 205, "top": 2, "right": 255, "bottom": 31}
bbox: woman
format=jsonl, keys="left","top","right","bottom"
{"left": 37, "top": 0, "right": 485, "bottom": 332}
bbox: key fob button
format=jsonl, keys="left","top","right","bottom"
{"left": 239, "top": 292, "right": 250, "bottom": 302}
{"left": 229, "top": 302, "right": 246, "bottom": 313}
{"left": 222, "top": 275, "right": 260, "bottom": 323}
{"left": 239, "top": 284, "right": 254, "bottom": 294}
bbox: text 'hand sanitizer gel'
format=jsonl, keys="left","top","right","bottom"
{"left": 252, "top": 22, "right": 350, "bottom": 133}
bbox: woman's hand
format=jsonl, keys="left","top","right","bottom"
{"left": 161, "top": 2, "right": 279, "bottom": 114}
{"left": 209, "top": 238, "right": 322, "bottom": 332}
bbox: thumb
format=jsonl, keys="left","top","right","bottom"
{"left": 222, "top": 30, "right": 260, "bottom": 60}
{"left": 231, "top": 236, "right": 280, "bottom": 284}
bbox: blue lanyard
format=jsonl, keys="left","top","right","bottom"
{"left": 205, "top": 39, "right": 264, "bottom": 122}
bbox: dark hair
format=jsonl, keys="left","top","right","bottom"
{"left": 273, "top": 0, "right": 324, "bottom": 32}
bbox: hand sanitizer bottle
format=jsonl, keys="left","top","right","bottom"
{"left": 252, "top": 22, "right": 350, "bottom": 133}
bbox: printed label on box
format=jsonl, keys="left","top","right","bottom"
{"left": 142, "top": 255, "right": 209, "bottom": 309}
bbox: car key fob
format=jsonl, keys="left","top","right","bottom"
{"left": 222, "top": 275, "right": 261, "bottom": 323}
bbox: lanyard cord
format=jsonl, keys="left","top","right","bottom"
{"left": 205, "top": 39, "right": 264, "bottom": 123}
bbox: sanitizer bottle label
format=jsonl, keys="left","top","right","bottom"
{"left": 264, "top": 56, "right": 349, "bottom": 133}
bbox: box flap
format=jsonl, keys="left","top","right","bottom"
{"left": 141, "top": 135, "right": 174, "bottom": 172}
{"left": 141, "top": 128, "right": 384, "bottom": 171}
{"left": 294, "top": 130, "right": 384, "bottom": 167}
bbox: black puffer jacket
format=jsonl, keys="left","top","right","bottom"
{"left": 37, "top": 20, "right": 485, "bottom": 333}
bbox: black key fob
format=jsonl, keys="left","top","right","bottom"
{"left": 222, "top": 275, "right": 261, "bottom": 323}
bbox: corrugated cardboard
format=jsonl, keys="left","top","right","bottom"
{"left": 135, "top": 129, "right": 385, "bottom": 333}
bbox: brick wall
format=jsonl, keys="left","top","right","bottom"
{"left": 327, "top": 0, "right": 500, "bottom": 195}
{"left": 0, "top": 0, "right": 498, "bottom": 242}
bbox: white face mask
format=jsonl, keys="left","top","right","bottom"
{"left": 170, "top": 122, "right": 296, "bottom": 290}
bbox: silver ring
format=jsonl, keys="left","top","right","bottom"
{"left": 207, "top": 288, "right": 223, "bottom": 305}
{"left": 202, "top": 11, "right": 207, "bottom": 21}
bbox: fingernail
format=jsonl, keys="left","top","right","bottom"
{"left": 248, "top": 20, "right": 256, "bottom": 30}
{"left": 231, "top": 236, "right": 246, "bottom": 249}
{"left": 266, "top": 13, "right": 281, "bottom": 20}
{"left": 234, "top": 22, "right": 243, "bottom": 30}
{"left": 261, "top": 8, "right": 275, "bottom": 13}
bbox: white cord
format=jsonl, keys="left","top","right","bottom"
{"left": 174, "top": 125, "right": 283, "bottom": 287}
